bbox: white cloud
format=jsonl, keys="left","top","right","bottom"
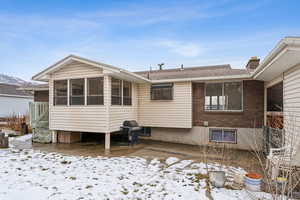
{"left": 157, "top": 40, "right": 202, "bottom": 57}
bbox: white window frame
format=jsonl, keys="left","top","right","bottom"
{"left": 204, "top": 81, "right": 243, "bottom": 112}
{"left": 209, "top": 128, "right": 237, "bottom": 144}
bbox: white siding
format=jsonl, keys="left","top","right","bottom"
{"left": 48, "top": 60, "right": 193, "bottom": 133}
{"left": 49, "top": 62, "right": 108, "bottom": 133}
{"left": 137, "top": 82, "right": 192, "bottom": 128}
{"left": 52, "top": 60, "right": 103, "bottom": 79}
{"left": 109, "top": 82, "right": 138, "bottom": 132}
{"left": 283, "top": 63, "right": 300, "bottom": 147}
{"left": 0, "top": 96, "right": 32, "bottom": 117}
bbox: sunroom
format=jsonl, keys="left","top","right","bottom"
{"left": 31, "top": 55, "right": 150, "bottom": 150}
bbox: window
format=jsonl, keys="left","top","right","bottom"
{"left": 205, "top": 82, "right": 242, "bottom": 111}
{"left": 209, "top": 129, "right": 237, "bottom": 143}
{"left": 111, "top": 78, "right": 122, "bottom": 105}
{"left": 54, "top": 80, "right": 67, "bottom": 105}
{"left": 70, "top": 79, "right": 85, "bottom": 105}
{"left": 151, "top": 83, "right": 173, "bottom": 100}
{"left": 267, "top": 82, "right": 283, "bottom": 112}
{"left": 87, "top": 77, "right": 104, "bottom": 105}
{"left": 224, "top": 82, "right": 242, "bottom": 110}
{"left": 123, "top": 81, "right": 132, "bottom": 105}
{"left": 205, "top": 83, "right": 224, "bottom": 110}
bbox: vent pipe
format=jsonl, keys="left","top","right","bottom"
{"left": 180, "top": 64, "right": 184, "bottom": 70}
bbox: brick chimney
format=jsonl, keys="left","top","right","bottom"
{"left": 246, "top": 56, "right": 260, "bottom": 71}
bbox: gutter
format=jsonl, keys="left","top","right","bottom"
{"left": 150, "top": 74, "right": 252, "bottom": 83}
{"left": 0, "top": 94, "right": 33, "bottom": 99}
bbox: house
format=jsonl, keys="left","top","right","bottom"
{"left": 29, "top": 37, "right": 300, "bottom": 151}
{"left": 0, "top": 83, "right": 33, "bottom": 118}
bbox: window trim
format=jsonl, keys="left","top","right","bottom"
{"left": 204, "top": 81, "right": 243, "bottom": 112}
{"left": 87, "top": 77, "right": 104, "bottom": 106}
{"left": 150, "top": 83, "right": 174, "bottom": 101}
{"left": 209, "top": 128, "right": 237, "bottom": 144}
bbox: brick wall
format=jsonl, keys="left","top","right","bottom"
{"left": 34, "top": 91, "right": 49, "bottom": 102}
{"left": 192, "top": 80, "right": 264, "bottom": 128}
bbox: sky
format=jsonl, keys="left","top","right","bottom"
{"left": 0, "top": 0, "right": 299, "bottom": 81}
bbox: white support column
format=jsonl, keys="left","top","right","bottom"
{"left": 105, "top": 132, "right": 111, "bottom": 151}
{"left": 264, "top": 85, "right": 267, "bottom": 126}
{"left": 52, "top": 130, "right": 58, "bottom": 143}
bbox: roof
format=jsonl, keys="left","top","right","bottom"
{"left": 135, "top": 65, "right": 250, "bottom": 80}
{"left": 253, "top": 36, "right": 300, "bottom": 81}
{"left": 32, "top": 55, "right": 150, "bottom": 83}
{"left": 0, "top": 83, "right": 33, "bottom": 98}
{"left": 20, "top": 83, "right": 49, "bottom": 91}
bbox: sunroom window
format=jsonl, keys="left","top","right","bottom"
{"left": 111, "top": 78, "right": 122, "bottom": 105}
{"left": 70, "top": 79, "right": 85, "bottom": 105}
{"left": 123, "top": 81, "right": 132, "bottom": 105}
{"left": 87, "top": 77, "right": 104, "bottom": 105}
{"left": 205, "top": 82, "right": 242, "bottom": 111}
{"left": 54, "top": 80, "right": 68, "bottom": 105}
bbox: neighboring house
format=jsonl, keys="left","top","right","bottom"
{"left": 29, "top": 37, "right": 300, "bottom": 151}
{"left": 0, "top": 83, "right": 33, "bottom": 117}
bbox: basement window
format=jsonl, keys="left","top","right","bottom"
{"left": 209, "top": 129, "right": 237, "bottom": 143}
{"left": 87, "top": 77, "right": 104, "bottom": 105}
{"left": 54, "top": 80, "right": 68, "bottom": 105}
{"left": 151, "top": 83, "right": 173, "bottom": 100}
{"left": 70, "top": 79, "right": 85, "bottom": 105}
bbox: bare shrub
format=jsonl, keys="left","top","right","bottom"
{"left": 6, "top": 114, "right": 27, "bottom": 132}
{"left": 248, "top": 114, "right": 300, "bottom": 199}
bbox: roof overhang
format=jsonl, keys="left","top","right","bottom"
{"left": 32, "top": 55, "right": 150, "bottom": 83}
{"left": 253, "top": 37, "right": 300, "bottom": 82}
{"left": 19, "top": 86, "right": 49, "bottom": 91}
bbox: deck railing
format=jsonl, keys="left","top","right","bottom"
{"left": 29, "top": 102, "right": 49, "bottom": 128}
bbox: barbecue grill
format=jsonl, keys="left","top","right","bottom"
{"left": 121, "top": 120, "right": 151, "bottom": 145}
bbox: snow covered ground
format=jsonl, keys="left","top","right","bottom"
{"left": 8, "top": 134, "right": 32, "bottom": 149}
{"left": 0, "top": 135, "right": 271, "bottom": 200}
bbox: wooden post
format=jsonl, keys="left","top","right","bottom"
{"left": 52, "top": 130, "right": 57, "bottom": 143}
{"left": 105, "top": 132, "right": 110, "bottom": 153}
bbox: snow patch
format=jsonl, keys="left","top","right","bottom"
{"left": 10, "top": 134, "right": 32, "bottom": 142}
{"left": 165, "top": 157, "right": 179, "bottom": 165}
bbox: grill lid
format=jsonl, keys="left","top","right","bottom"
{"left": 123, "top": 120, "right": 139, "bottom": 127}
